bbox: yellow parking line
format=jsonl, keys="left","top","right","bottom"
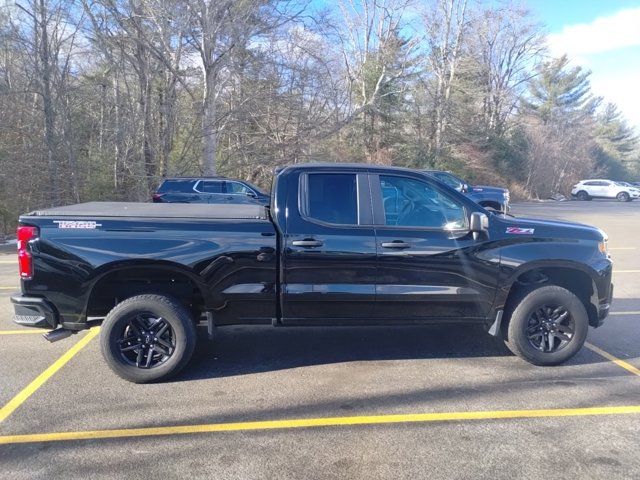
{"left": 0, "top": 286, "right": 17, "bottom": 290}
{"left": 0, "top": 330, "right": 45, "bottom": 335}
{"left": 0, "top": 260, "right": 15, "bottom": 264}
{"left": 585, "top": 342, "right": 640, "bottom": 377}
{"left": 0, "top": 328, "right": 100, "bottom": 423}
{"left": 610, "top": 311, "right": 640, "bottom": 316}
{"left": 0, "top": 405, "right": 639, "bottom": 445}
{"left": 613, "top": 270, "right": 640, "bottom": 273}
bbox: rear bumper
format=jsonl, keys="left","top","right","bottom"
{"left": 11, "top": 295, "right": 58, "bottom": 329}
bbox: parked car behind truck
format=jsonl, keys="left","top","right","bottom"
{"left": 423, "top": 170, "right": 510, "bottom": 212}
{"left": 152, "top": 177, "right": 270, "bottom": 205}
{"left": 12, "top": 164, "right": 612, "bottom": 382}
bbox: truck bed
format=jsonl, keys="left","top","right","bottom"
{"left": 26, "top": 202, "right": 268, "bottom": 220}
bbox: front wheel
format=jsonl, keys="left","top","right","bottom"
{"left": 576, "top": 191, "right": 589, "bottom": 201}
{"left": 617, "top": 192, "right": 630, "bottom": 202}
{"left": 100, "top": 294, "right": 197, "bottom": 383}
{"left": 504, "top": 285, "right": 588, "bottom": 366}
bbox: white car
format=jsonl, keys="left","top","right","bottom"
{"left": 571, "top": 179, "right": 640, "bottom": 202}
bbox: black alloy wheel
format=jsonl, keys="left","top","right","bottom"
{"left": 525, "top": 305, "right": 574, "bottom": 353}
{"left": 504, "top": 285, "right": 588, "bottom": 366}
{"left": 118, "top": 313, "right": 175, "bottom": 369}
{"left": 100, "top": 294, "right": 197, "bottom": 383}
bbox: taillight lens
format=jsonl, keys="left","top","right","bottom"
{"left": 152, "top": 193, "right": 163, "bottom": 202}
{"left": 17, "top": 226, "right": 38, "bottom": 280}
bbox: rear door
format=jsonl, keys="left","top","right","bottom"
{"left": 197, "top": 180, "right": 227, "bottom": 203}
{"left": 281, "top": 170, "right": 377, "bottom": 322}
{"left": 157, "top": 179, "right": 200, "bottom": 202}
{"left": 371, "top": 173, "right": 498, "bottom": 320}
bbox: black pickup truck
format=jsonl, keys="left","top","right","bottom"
{"left": 12, "top": 164, "right": 613, "bottom": 382}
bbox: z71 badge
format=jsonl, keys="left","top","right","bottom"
{"left": 506, "top": 226, "right": 534, "bottom": 235}
{"left": 54, "top": 220, "right": 102, "bottom": 229}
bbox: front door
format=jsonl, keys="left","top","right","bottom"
{"left": 371, "top": 173, "right": 498, "bottom": 320}
{"left": 281, "top": 171, "right": 377, "bottom": 322}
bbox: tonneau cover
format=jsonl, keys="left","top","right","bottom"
{"left": 27, "top": 202, "right": 268, "bottom": 220}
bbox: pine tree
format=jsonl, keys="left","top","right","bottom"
{"left": 523, "top": 55, "right": 599, "bottom": 125}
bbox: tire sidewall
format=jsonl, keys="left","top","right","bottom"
{"left": 577, "top": 191, "right": 588, "bottom": 201}
{"left": 507, "top": 286, "right": 588, "bottom": 365}
{"left": 100, "top": 295, "right": 195, "bottom": 383}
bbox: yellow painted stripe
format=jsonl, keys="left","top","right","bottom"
{"left": 585, "top": 342, "right": 640, "bottom": 377}
{"left": 1, "top": 405, "right": 639, "bottom": 445}
{"left": 0, "top": 260, "right": 16, "bottom": 264}
{"left": 610, "top": 311, "right": 640, "bottom": 316}
{"left": 0, "top": 330, "right": 45, "bottom": 335}
{"left": 0, "top": 328, "right": 100, "bottom": 423}
{"left": 613, "top": 270, "right": 640, "bottom": 273}
{"left": 0, "top": 286, "right": 17, "bottom": 290}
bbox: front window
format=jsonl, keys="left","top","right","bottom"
{"left": 227, "top": 181, "right": 252, "bottom": 195}
{"left": 306, "top": 173, "right": 358, "bottom": 225}
{"left": 434, "top": 172, "right": 463, "bottom": 190}
{"left": 380, "top": 175, "right": 467, "bottom": 229}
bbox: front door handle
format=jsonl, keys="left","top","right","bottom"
{"left": 381, "top": 241, "right": 411, "bottom": 249}
{"left": 292, "top": 239, "right": 324, "bottom": 248}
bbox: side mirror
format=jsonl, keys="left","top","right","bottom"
{"left": 469, "top": 212, "right": 489, "bottom": 240}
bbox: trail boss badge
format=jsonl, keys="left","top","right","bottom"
{"left": 54, "top": 220, "right": 102, "bottom": 229}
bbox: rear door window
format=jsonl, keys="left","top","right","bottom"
{"left": 306, "top": 173, "right": 358, "bottom": 225}
{"left": 199, "top": 181, "right": 224, "bottom": 193}
{"left": 157, "top": 180, "right": 196, "bottom": 193}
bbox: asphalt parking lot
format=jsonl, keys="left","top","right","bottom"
{"left": 1, "top": 200, "right": 639, "bottom": 479}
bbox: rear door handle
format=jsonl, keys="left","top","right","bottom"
{"left": 292, "top": 239, "right": 324, "bottom": 248}
{"left": 381, "top": 241, "right": 411, "bottom": 249}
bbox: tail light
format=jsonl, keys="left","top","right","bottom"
{"left": 152, "top": 193, "right": 163, "bottom": 202}
{"left": 17, "top": 225, "right": 38, "bottom": 280}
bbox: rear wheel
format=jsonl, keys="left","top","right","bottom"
{"left": 576, "top": 191, "right": 589, "bottom": 201}
{"left": 504, "top": 285, "right": 588, "bottom": 366}
{"left": 100, "top": 294, "right": 197, "bottom": 383}
{"left": 617, "top": 192, "right": 630, "bottom": 202}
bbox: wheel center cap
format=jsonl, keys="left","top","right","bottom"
{"left": 144, "top": 334, "right": 152, "bottom": 344}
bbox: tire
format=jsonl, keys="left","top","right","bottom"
{"left": 100, "top": 294, "right": 197, "bottom": 383}
{"left": 576, "top": 191, "right": 589, "bottom": 201}
{"left": 616, "top": 192, "right": 630, "bottom": 202}
{"left": 504, "top": 285, "right": 588, "bottom": 366}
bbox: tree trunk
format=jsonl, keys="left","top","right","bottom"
{"left": 202, "top": 68, "right": 217, "bottom": 175}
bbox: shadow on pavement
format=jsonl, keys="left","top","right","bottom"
{"left": 175, "top": 322, "right": 616, "bottom": 382}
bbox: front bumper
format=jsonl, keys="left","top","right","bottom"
{"left": 11, "top": 295, "right": 59, "bottom": 329}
